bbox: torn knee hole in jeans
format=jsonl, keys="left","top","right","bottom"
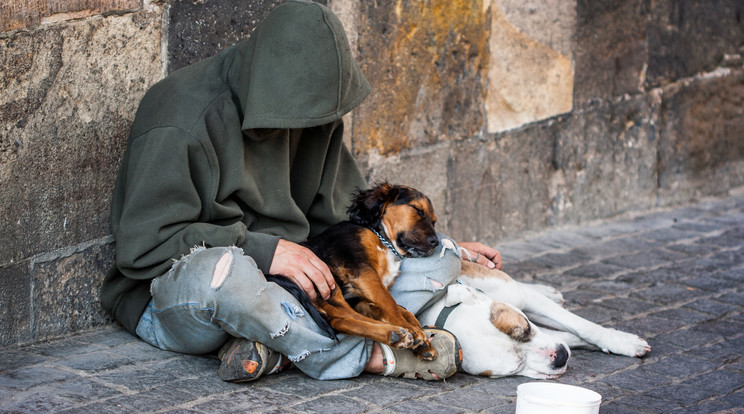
{"left": 167, "top": 245, "right": 206, "bottom": 275}
{"left": 211, "top": 251, "right": 234, "bottom": 289}
{"left": 281, "top": 301, "right": 305, "bottom": 320}
{"left": 288, "top": 350, "right": 311, "bottom": 363}
{"left": 270, "top": 321, "right": 290, "bottom": 338}
{"left": 427, "top": 277, "right": 444, "bottom": 291}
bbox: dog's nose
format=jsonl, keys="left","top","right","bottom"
{"left": 428, "top": 235, "right": 439, "bottom": 247}
{"left": 552, "top": 344, "right": 569, "bottom": 369}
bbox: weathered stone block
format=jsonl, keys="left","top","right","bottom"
{"left": 574, "top": 0, "right": 648, "bottom": 104}
{"left": 658, "top": 69, "right": 744, "bottom": 203}
{"left": 0, "top": 11, "right": 163, "bottom": 264}
{"left": 446, "top": 125, "right": 554, "bottom": 244}
{"left": 0, "top": 262, "right": 31, "bottom": 346}
{"left": 328, "top": 0, "right": 359, "bottom": 53}
{"left": 30, "top": 241, "right": 114, "bottom": 340}
{"left": 167, "top": 0, "right": 293, "bottom": 72}
{"left": 1, "top": 0, "right": 140, "bottom": 31}
{"left": 551, "top": 93, "right": 660, "bottom": 224}
{"left": 354, "top": 0, "right": 489, "bottom": 155}
{"left": 498, "top": 0, "right": 575, "bottom": 58}
{"left": 646, "top": 0, "right": 744, "bottom": 87}
{"left": 447, "top": 92, "right": 660, "bottom": 244}
{"left": 486, "top": 0, "right": 575, "bottom": 133}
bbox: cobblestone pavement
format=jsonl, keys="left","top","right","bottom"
{"left": 2, "top": 190, "right": 743, "bottom": 413}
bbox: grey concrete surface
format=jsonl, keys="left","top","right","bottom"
{"left": 1, "top": 189, "right": 743, "bottom": 413}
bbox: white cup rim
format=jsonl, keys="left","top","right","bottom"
{"left": 517, "top": 382, "right": 602, "bottom": 407}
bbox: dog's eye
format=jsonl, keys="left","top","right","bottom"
{"left": 412, "top": 206, "right": 425, "bottom": 217}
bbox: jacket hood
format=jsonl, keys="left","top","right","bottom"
{"left": 232, "top": 0, "right": 371, "bottom": 130}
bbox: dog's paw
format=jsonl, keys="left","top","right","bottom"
{"left": 390, "top": 328, "right": 414, "bottom": 348}
{"left": 597, "top": 329, "right": 651, "bottom": 357}
{"left": 409, "top": 328, "right": 429, "bottom": 348}
{"left": 409, "top": 330, "right": 437, "bottom": 360}
{"left": 412, "top": 340, "right": 438, "bottom": 361}
{"left": 416, "top": 346, "right": 438, "bottom": 361}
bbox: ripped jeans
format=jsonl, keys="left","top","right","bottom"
{"left": 135, "top": 234, "right": 462, "bottom": 380}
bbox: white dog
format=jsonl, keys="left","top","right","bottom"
{"left": 418, "top": 261, "right": 652, "bottom": 379}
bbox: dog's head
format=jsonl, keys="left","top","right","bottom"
{"left": 436, "top": 284, "right": 570, "bottom": 379}
{"left": 348, "top": 182, "right": 439, "bottom": 258}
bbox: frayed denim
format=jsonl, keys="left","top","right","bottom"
{"left": 135, "top": 235, "right": 462, "bottom": 380}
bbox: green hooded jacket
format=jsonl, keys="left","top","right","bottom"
{"left": 101, "top": 0, "right": 371, "bottom": 334}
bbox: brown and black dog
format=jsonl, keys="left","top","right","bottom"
{"left": 268, "top": 182, "right": 440, "bottom": 360}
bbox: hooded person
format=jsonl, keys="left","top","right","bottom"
{"left": 102, "top": 0, "right": 497, "bottom": 382}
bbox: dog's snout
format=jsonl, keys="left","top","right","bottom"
{"left": 552, "top": 344, "right": 569, "bottom": 369}
{"left": 428, "top": 235, "right": 439, "bottom": 247}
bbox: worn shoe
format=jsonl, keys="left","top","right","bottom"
{"left": 217, "top": 337, "right": 282, "bottom": 382}
{"left": 380, "top": 327, "right": 462, "bottom": 380}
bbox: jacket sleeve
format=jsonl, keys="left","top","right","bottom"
{"left": 112, "top": 127, "right": 261, "bottom": 281}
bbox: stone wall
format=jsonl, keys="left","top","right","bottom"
{"left": 1, "top": 0, "right": 742, "bottom": 346}
{"left": 1, "top": 0, "right": 164, "bottom": 345}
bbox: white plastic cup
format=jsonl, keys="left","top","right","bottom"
{"left": 516, "top": 382, "right": 602, "bottom": 414}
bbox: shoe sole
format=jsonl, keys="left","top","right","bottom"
{"left": 218, "top": 339, "right": 265, "bottom": 383}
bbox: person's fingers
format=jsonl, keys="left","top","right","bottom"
{"left": 477, "top": 254, "right": 496, "bottom": 269}
{"left": 292, "top": 246, "right": 333, "bottom": 300}
{"left": 289, "top": 271, "right": 319, "bottom": 302}
{"left": 477, "top": 248, "right": 502, "bottom": 270}
{"left": 458, "top": 242, "right": 503, "bottom": 270}
{"left": 492, "top": 250, "right": 503, "bottom": 270}
{"left": 309, "top": 255, "right": 336, "bottom": 290}
{"left": 270, "top": 239, "right": 336, "bottom": 301}
{"left": 304, "top": 259, "right": 333, "bottom": 300}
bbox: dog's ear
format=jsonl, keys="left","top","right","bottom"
{"left": 490, "top": 302, "right": 533, "bottom": 342}
{"left": 348, "top": 182, "right": 398, "bottom": 228}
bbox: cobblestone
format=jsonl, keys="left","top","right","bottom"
{"left": 1, "top": 189, "right": 743, "bottom": 413}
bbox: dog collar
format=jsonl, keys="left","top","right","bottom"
{"left": 371, "top": 228, "right": 405, "bottom": 261}
{"left": 434, "top": 303, "right": 460, "bottom": 329}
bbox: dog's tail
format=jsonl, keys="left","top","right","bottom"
{"left": 265, "top": 274, "right": 338, "bottom": 341}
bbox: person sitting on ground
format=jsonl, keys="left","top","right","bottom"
{"left": 101, "top": 0, "right": 501, "bottom": 382}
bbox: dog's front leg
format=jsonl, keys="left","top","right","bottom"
{"left": 320, "top": 289, "right": 416, "bottom": 347}
{"left": 537, "top": 326, "right": 598, "bottom": 350}
{"left": 521, "top": 293, "right": 651, "bottom": 357}
{"left": 353, "top": 275, "right": 436, "bottom": 360}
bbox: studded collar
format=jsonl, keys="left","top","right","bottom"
{"left": 370, "top": 228, "right": 405, "bottom": 261}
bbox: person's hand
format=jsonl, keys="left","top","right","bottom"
{"left": 269, "top": 239, "right": 336, "bottom": 301}
{"left": 457, "top": 241, "right": 502, "bottom": 270}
